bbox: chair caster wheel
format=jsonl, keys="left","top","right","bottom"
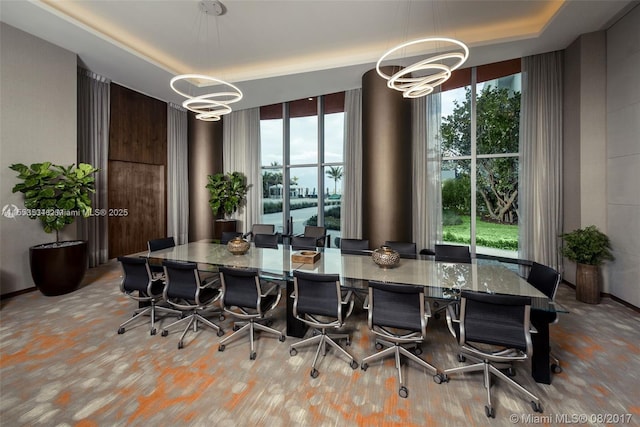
{"left": 433, "top": 373, "right": 448, "bottom": 383}
{"left": 361, "top": 363, "right": 368, "bottom": 371}
{"left": 457, "top": 354, "right": 466, "bottom": 362}
{"left": 399, "top": 386, "right": 408, "bottom": 398}
{"left": 218, "top": 344, "right": 225, "bottom": 352}
{"left": 375, "top": 342, "right": 383, "bottom": 350}
{"left": 414, "top": 346, "right": 423, "bottom": 356}
{"left": 551, "top": 364, "right": 562, "bottom": 373}
{"left": 150, "top": 328, "right": 157, "bottom": 336}
{"left": 289, "top": 348, "right": 298, "bottom": 356}
{"left": 279, "top": 335, "right": 286, "bottom": 342}
{"left": 217, "top": 329, "right": 225, "bottom": 337}
{"left": 345, "top": 339, "right": 351, "bottom": 346}
{"left": 485, "top": 405, "right": 495, "bottom": 418}
{"left": 250, "top": 352, "right": 256, "bottom": 360}
{"left": 506, "top": 367, "right": 516, "bottom": 377}
{"left": 219, "top": 314, "right": 225, "bottom": 321}
{"left": 178, "top": 341, "right": 184, "bottom": 349}
{"left": 350, "top": 360, "right": 358, "bottom": 369}
{"left": 531, "top": 401, "right": 543, "bottom": 413}
{"left": 310, "top": 369, "right": 319, "bottom": 378}
{"left": 117, "top": 327, "right": 125, "bottom": 334}
{"left": 161, "top": 330, "right": 168, "bottom": 337}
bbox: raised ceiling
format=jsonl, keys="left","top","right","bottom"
{"left": 1, "top": 0, "right": 635, "bottom": 110}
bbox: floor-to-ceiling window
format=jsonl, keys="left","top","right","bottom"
{"left": 260, "top": 92, "right": 344, "bottom": 242}
{"left": 439, "top": 59, "right": 521, "bottom": 257}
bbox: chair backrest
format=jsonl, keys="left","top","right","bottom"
{"left": 434, "top": 244, "right": 471, "bottom": 263}
{"left": 292, "top": 271, "right": 341, "bottom": 318}
{"left": 527, "top": 262, "right": 561, "bottom": 300}
{"left": 221, "top": 231, "right": 243, "bottom": 244}
{"left": 148, "top": 237, "right": 175, "bottom": 252}
{"left": 252, "top": 224, "right": 275, "bottom": 235}
{"left": 368, "top": 280, "right": 425, "bottom": 333}
{"left": 384, "top": 241, "right": 417, "bottom": 258}
{"left": 460, "top": 290, "right": 532, "bottom": 353}
{"left": 118, "top": 256, "right": 152, "bottom": 293}
{"left": 291, "top": 236, "right": 317, "bottom": 251}
{"left": 162, "top": 260, "right": 200, "bottom": 300}
{"left": 253, "top": 233, "right": 279, "bottom": 249}
{"left": 340, "top": 238, "right": 370, "bottom": 254}
{"left": 303, "top": 225, "right": 327, "bottom": 247}
{"left": 219, "top": 267, "right": 260, "bottom": 309}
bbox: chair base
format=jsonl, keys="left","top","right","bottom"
{"left": 437, "top": 360, "right": 542, "bottom": 418}
{"left": 161, "top": 310, "right": 224, "bottom": 349}
{"left": 362, "top": 342, "right": 437, "bottom": 399}
{"left": 218, "top": 318, "right": 285, "bottom": 360}
{"left": 289, "top": 329, "right": 358, "bottom": 378}
{"left": 117, "top": 303, "right": 181, "bottom": 336}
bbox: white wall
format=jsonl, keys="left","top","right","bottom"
{"left": 0, "top": 23, "right": 78, "bottom": 295}
{"left": 606, "top": 5, "right": 640, "bottom": 307}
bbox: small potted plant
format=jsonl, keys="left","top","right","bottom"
{"left": 10, "top": 162, "right": 98, "bottom": 296}
{"left": 560, "top": 225, "right": 614, "bottom": 304}
{"left": 205, "top": 172, "right": 249, "bottom": 237}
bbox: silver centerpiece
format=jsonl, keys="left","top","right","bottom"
{"left": 227, "top": 236, "right": 250, "bottom": 255}
{"left": 372, "top": 245, "right": 400, "bottom": 268}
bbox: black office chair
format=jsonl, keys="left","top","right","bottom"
{"left": 160, "top": 260, "right": 224, "bottom": 349}
{"left": 361, "top": 281, "right": 438, "bottom": 398}
{"left": 244, "top": 224, "right": 275, "bottom": 241}
{"left": 340, "top": 238, "right": 370, "bottom": 254}
{"left": 527, "top": 262, "right": 562, "bottom": 373}
{"left": 218, "top": 267, "right": 285, "bottom": 360}
{"left": 298, "top": 225, "right": 328, "bottom": 248}
{"left": 253, "top": 233, "right": 279, "bottom": 249}
{"left": 147, "top": 237, "right": 176, "bottom": 277}
{"left": 221, "top": 231, "right": 243, "bottom": 244}
{"left": 290, "top": 236, "right": 317, "bottom": 251}
{"left": 435, "top": 290, "right": 543, "bottom": 418}
{"left": 384, "top": 241, "right": 417, "bottom": 258}
{"left": 434, "top": 244, "right": 471, "bottom": 263}
{"left": 116, "top": 256, "right": 181, "bottom": 335}
{"left": 289, "top": 271, "right": 359, "bottom": 378}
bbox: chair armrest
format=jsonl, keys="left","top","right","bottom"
{"left": 529, "top": 325, "right": 538, "bottom": 334}
{"left": 362, "top": 295, "right": 369, "bottom": 310}
{"left": 260, "top": 283, "right": 280, "bottom": 297}
{"left": 340, "top": 290, "right": 353, "bottom": 305}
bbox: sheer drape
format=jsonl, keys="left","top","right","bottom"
{"left": 412, "top": 92, "right": 442, "bottom": 252}
{"left": 223, "top": 108, "right": 261, "bottom": 234}
{"left": 341, "top": 89, "right": 363, "bottom": 239}
{"left": 519, "top": 51, "right": 563, "bottom": 270}
{"left": 167, "top": 103, "right": 189, "bottom": 244}
{"left": 77, "top": 68, "right": 110, "bottom": 267}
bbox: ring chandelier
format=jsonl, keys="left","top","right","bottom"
{"left": 170, "top": 74, "right": 243, "bottom": 121}
{"left": 376, "top": 37, "right": 469, "bottom": 98}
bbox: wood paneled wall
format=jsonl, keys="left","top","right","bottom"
{"left": 108, "top": 84, "right": 167, "bottom": 258}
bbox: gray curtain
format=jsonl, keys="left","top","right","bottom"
{"left": 223, "top": 108, "right": 261, "bottom": 234}
{"left": 167, "top": 103, "right": 189, "bottom": 244}
{"left": 77, "top": 68, "right": 110, "bottom": 267}
{"left": 519, "top": 51, "right": 564, "bottom": 270}
{"left": 341, "top": 88, "right": 363, "bottom": 239}
{"left": 412, "top": 92, "right": 442, "bottom": 252}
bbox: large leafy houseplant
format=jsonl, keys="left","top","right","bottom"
{"left": 560, "top": 225, "right": 614, "bottom": 266}
{"left": 9, "top": 162, "right": 98, "bottom": 296}
{"left": 206, "top": 172, "right": 249, "bottom": 218}
{"left": 10, "top": 162, "right": 98, "bottom": 242}
{"left": 560, "top": 225, "right": 613, "bottom": 304}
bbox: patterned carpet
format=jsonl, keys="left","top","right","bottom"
{"left": 1, "top": 260, "right": 639, "bottom": 426}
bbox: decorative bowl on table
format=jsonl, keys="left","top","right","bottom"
{"left": 371, "top": 246, "right": 400, "bottom": 268}
{"left": 227, "top": 237, "right": 250, "bottom": 255}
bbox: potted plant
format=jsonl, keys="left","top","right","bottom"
{"left": 205, "top": 172, "right": 249, "bottom": 238}
{"left": 10, "top": 162, "right": 98, "bottom": 296}
{"left": 560, "top": 225, "right": 614, "bottom": 304}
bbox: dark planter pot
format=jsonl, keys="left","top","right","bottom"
{"left": 29, "top": 240, "right": 88, "bottom": 296}
{"left": 214, "top": 219, "right": 237, "bottom": 240}
{"left": 576, "top": 263, "right": 601, "bottom": 304}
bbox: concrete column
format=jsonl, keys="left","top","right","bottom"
{"left": 361, "top": 67, "right": 413, "bottom": 249}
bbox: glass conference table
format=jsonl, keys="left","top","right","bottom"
{"left": 142, "top": 241, "right": 563, "bottom": 384}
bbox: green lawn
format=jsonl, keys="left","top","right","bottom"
{"left": 443, "top": 216, "right": 518, "bottom": 251}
